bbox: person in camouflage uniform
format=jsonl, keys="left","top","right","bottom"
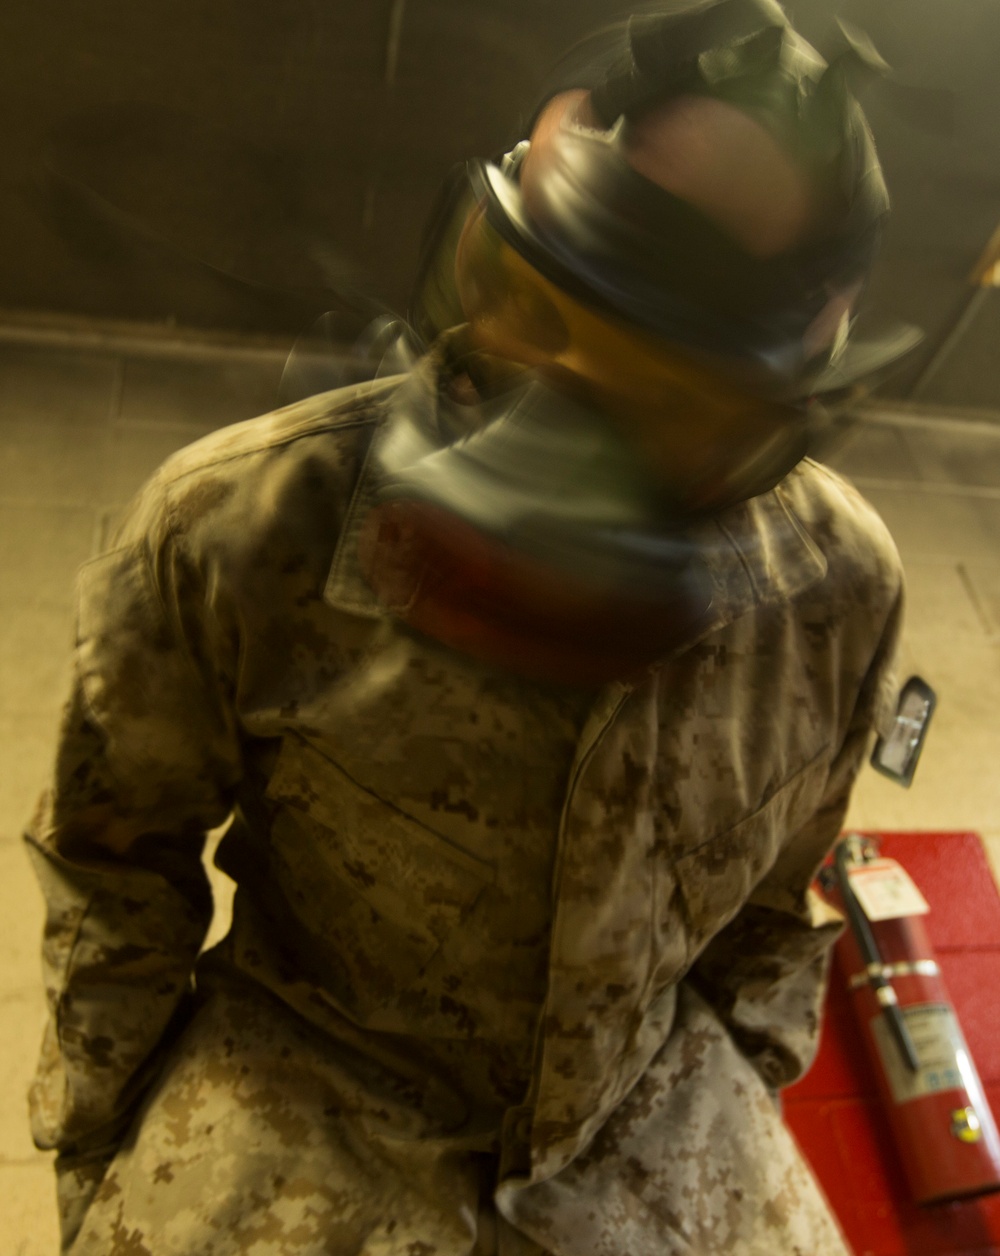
{"left": 26, "top": 4, "right": 905, "bottom": 1253}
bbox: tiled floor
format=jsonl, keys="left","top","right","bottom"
{"left": 1, "top": 338, "right": 999, "bottom": 1253}
{"left": 828, "top": 411, "right": 1000, "bottom": 844}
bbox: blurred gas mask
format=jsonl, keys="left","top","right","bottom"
{"left": 358, "top": 0, "right": 920, "bottom": 684}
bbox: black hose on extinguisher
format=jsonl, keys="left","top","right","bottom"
{"left": 834, "top": 840, "right": 921, "bottom": 1072}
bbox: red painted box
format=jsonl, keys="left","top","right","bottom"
{"left": 784, "top": 833, "right": 1000, "bottom": 1255}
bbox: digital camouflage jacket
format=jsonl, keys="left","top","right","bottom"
{"left": 26, "top": 346, "right": 903, "bottom": 1255}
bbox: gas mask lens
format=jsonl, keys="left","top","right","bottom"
{"left": 451, "top": 189, "right": 812, "bottom": 513}
{"left": 455, "top": 203, "right": 571, "bottom": 362}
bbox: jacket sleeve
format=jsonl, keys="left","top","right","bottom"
{"left": 687, "top": 582, "right": 904, "bottom": 1091}
{"left": 24, "top": 499, "right": 242, "bottom": 1242}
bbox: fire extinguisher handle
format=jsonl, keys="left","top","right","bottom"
{"left": 833, "top": 842, "right": 922, "bottom": 1073}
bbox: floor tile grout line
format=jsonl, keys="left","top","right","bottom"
{"left": 892, "top": 425, "right": 926, "bottom": 484}
{"left": 850, "top": 476, "right": 1000, "bottom": 499}
{"left": 860, "top": 406, "right": 1000, "bottom": 435}
{"left": 893, "top": 553, "right": 1000, "bottom": 565}
{"left": 107, "top": 356, "right": 125, "bottom": 426}
{"left": 0, "top": 314, "right": 291, "bottom": 364}
{"left": 0, "top": 495, "right": 119, "bottom": 512}
{"left": 111, "top": 415, "right": 235, "bottom": 434}
{"left": 956, "top": 562, "right": 997, "bottom": 636}
{"left": 0, "top": 417, "right": 116, "bottom": 430}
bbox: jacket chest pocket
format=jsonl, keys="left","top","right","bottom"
{"left": 264, "top": 732, "right": 494, "bottom": 1023}
{"left": 669, "top": 752, "right": 829, "bottom": 960}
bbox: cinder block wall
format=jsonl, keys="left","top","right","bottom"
{"left": 1, "top": 0, "right": 999, "bottom": 408}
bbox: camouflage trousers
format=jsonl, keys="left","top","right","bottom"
{"left": 59, "top": 978, "right": 550, "bottom": 1256}
{"left": 57, "top": 978, "right": 850, "bottom": 1256}
{"left": 498, "top": 983, "right": 852, "bottom": 1256}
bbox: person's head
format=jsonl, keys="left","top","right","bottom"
{"left": 525, "top": 88, "right": 829, "bottom": 261}
{"left": 375, "top": 4, "right": 905, "bottom": 679}
{"left": 414, "top": 0, "right": 895, "bottom": 509}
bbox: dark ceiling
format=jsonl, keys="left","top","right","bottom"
{"left": 0, "top": 0, "right": 997, "bottom": 408}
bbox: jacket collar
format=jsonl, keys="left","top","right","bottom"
{"left": 323, "top": 343, "right": 828, "bottom": 651}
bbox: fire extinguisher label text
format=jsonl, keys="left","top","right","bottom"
{"left": 872, "top": 1003, "right": 970, "bottom": 1103}
{"left": 847, "top": 857, "right": 930, "bottom": 921}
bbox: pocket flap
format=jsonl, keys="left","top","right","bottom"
{"left": 266, "top": 732, "right": 493, "bottom": 934}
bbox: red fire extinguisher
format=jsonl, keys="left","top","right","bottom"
{"left": 821, "top": 834, "right": 1000, "bottom": 1205}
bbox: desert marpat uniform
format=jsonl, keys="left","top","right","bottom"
{"left": 26, "top": 343, "right": 902, "bottom": 1255}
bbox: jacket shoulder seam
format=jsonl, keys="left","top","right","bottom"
{"left": 156, "top": 408, "right": 379, "bottom": 494}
